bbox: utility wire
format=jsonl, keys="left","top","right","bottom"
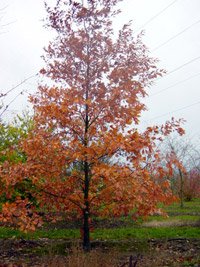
{"left": 0, "top": 31, "right": 7, "bottom": 35}
{"left": 167, "top": 56, "right": 200, "bottom": 76}
{"left": 0, "top": 73, "right": 38, "bottom": 98}
{"left": 0, "top": 90, "right": 25, "bottom": 118}
{"left": 149, "top": 72, "right": 200, "bottom": 97}
{"left": 1, "top": 20, "right": 17, "bottom": 27}
{"left": 146, "top": 100, "right": 200, "bottom": 121}
{"left": 153, "top": 18, "right": 200, "bottom": 51}
{"left": 0, "top": 73, "right": 38, "bottom": 118}
{"left": 3, "top": 109, "right": 20, "bottom": 113}
{"left": 136, "top": 0, "right": 179, "bottom": 32}
{"left": 157, "top": 55, "right": 200, "bottom": 81}
{"left": 0, "top": 5, "right": 8, "bottom": 12}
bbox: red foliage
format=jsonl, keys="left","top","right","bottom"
{"left": 183, "top": 169, "right": 200, "bottom": 200}
{"left": 0, "top": 0, "right": 184, "bottom": 249}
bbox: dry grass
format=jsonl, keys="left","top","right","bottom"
{"left": 40, "top": 241, "right": 200, "bottom": 267}
{"left": 1, "top": 244, "right": 199, "bottom": 267}
{"left": 40, "top": 245, "right": 119, "bottom": 267}
{"left": 143, "top": 219, "right": 199, "bottom": 227}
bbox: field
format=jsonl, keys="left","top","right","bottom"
{"left": 0, "top": 198, "right": 200, "bottom": 266}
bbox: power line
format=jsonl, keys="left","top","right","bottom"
{"left": 146, "top": 100, "right": 200, "bottom": 121}
{"left": 136, "top": 0, "right": 179, "bottom": 32}
{"left": 0, "top": 73, "right": 38, "bottom": 118}
{"left": 153, "top": 18, "right": 200, "bottom": 51}
{"left": 0, "top": 5, "right": 8, "bottom": 12}
{"left": 155, "top": 55, "right": 200, "bottom": 83}
{"left": 3, "top": 109, "right": 20, "bottom": 113}
{"left": 0, "top": 31, "right": 7, "bottom": 35}
{"left": 157, "top": 55, "right": 200, "bottom": 81}
{"left": 167, "top": 56, "right": 200, "bottom": 76}
{"left": 149, "top": 72, "right": 200, "bottom": 97}
{"left": 1, "top": 20, "right": 17, "bottom": 27}
{"left": 0, "top": 73, "right": 38, "bottom": 98}
{"left": 0, "top": 90, "right": 25, "bottom": 118}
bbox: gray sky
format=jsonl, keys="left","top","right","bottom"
{"left": 0, "top": 0, "right": 200, "bottom": 142}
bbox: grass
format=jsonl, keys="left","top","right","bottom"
{"left": 0, "top": 198, "right": 199, "bottom": 240}
{"left": 0, "top": 199, "right": 200, "bottom": 266}
{"left": 48, "top": 244, "right": 199, "bottom": 267}
{"left": 52, "top": 246, "right": 119, "bottom": 267}
{"left": 0, "top": 227, "right": 79, "bottom": 239}
{"left": 163, "top": 198, "right": 200, "bottom": 215}
{"left": 146, "top": 214, "right": 200, "bottom": 224}
{"left": 0, "top": 225, "right": 199, "bottom": 240}
{"left": 92, "top": 227, "right": 200, "bottom": 240}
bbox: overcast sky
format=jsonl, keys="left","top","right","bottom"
{"left": 0, "top": 0, "right": 200, "bottom": 143}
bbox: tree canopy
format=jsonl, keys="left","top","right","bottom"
{"left": 0, "top": 0, "right": 184, "bottom": 250}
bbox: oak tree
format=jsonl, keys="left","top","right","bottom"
{"left": 0, "top": 0, "right": 184, "bottom": 250}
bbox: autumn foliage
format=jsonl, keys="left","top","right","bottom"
{"left": 183, "top": 169, "right": 200, "bottom": 200}
{"left": 0, "top": 0, "right": 184, "bottom": 249}
{"left": 172, "top": 168, "right": 200, "bottom": 201}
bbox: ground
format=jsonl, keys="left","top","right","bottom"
{"left": 0, "top": 199, "right": 199, "bottom": 266}
{"left": 0, "top": 238, "right": 200, "bottom": 266}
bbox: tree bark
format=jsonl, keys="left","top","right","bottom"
{"left": 179, "top": 168, "right": 184, "bottom": 208}
{"left": 83, "top": 78, "right": 90, "bottom": 250}
{"left": 82, "top": 5, "right": 92, "bottom": 250}
{"left": 82, "top": 156, "right": 91, "bottom": 250}
{"left": 83, "top": 210, "right": 90, "bottom": 251}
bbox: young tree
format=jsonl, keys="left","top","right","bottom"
{"left": 162, "top": 136, "right": 200, "bottom": 204}
{"left": 0, "top": 113, "right": 33, "bottom": 197}
{"left": 183, "top": 169, "right": 200, "bottom": 201}
{"left": 0, "top": 0, "right": 184, "bottom": 250}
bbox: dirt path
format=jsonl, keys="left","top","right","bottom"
{"left": 143, "top": 219, "right": 200, "bottom": 227}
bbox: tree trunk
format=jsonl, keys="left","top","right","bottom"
{"left": 83, "top": 161, "right": 90, "bottom": 251}
{"left": 179, "top": 168, "right": 184, "bottom": 208}
{"left": 83, "top": 13, "right": 91, "bottom": 250}
{"left": 83, "top": 204, "right": 90, "bottom": 251}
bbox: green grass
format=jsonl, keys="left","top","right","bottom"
{"left": 0, "top": 198, "right": 199, "bottom": 241}
{"left": 0, "top": 227, "right": 79, "bottom": 239}
{"left": 0, "top": 225, "right": 199, "bottom": 240}
{"left": 92, "top": 227, "right": 200, "bottom": 240}
{"left": 147, "top": 215, "right": 200, "bottom": 222}
{"left": 144, "top": 198, "right": 200, "bottom": 225}
{"left": 164, "top": 198, "right": 200, "bottom": 215}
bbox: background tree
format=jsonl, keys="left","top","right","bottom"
{"left": 184, "top": 169, "right": 200, "bottom": 201}
{"left": 161, "top": 136, "right": 200, "bottom": 205}
{"left": 0, "top": 0, "right": 184, "bottom": 250}
{"left": 0, "top": 113, "right": 34, "bottom": 204}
